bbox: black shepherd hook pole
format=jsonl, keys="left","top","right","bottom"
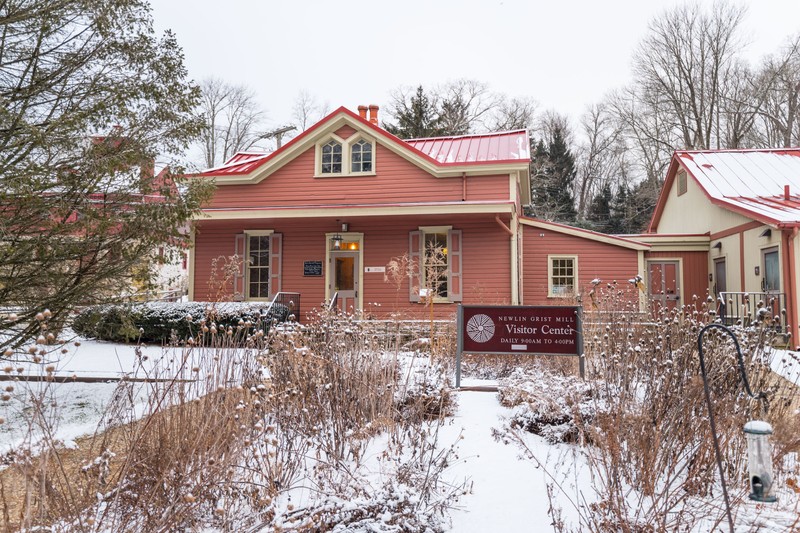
{"left": 697, "top": 323, "right": 770, "bottom": 533}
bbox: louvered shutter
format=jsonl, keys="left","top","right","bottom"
{"left": 409, "top": 230, "right": 422, "bottom": 302}
{"left": 269, "top": 233, "right": 282, "bottom": 296}
{"left": 233, "top": 233, "right": 246, "bottom": 301}
{"left": 448, "top": 229, "right": 463, "bottom": 302}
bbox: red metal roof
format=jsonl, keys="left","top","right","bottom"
{"left": 405, "top": 130, "right": 530, "bottom": 164}
{"left": 673, "top": 148, "right": 800, "bottom": 226}
{"left": 200, "top": 151, "right": 271, "bottom": 176}
{"left": 193, "top": 107, "right": 531, "bottom": 178}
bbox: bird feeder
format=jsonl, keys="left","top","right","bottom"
{"left": 743, "top": 420, "right": 777, "bottom": 502}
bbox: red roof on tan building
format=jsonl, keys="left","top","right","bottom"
{"left": 651, "top": 148, "right": 800, "bottom": 229}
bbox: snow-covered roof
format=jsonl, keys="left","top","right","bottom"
{"left": 664, "top": 149, "right": 800, "bottom": 227}
{"left": 405, "top": 130, "right": 530, "bottom": 164}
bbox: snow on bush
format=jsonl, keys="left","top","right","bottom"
{"left": 498, "top": 367, "right": 602, "bottom": 444}
{"left": 72, "top": 301, "right": 290, "bottom": 343}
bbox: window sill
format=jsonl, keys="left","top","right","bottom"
{"left": 314, "top": 171, "right": 377, "bottom": 178}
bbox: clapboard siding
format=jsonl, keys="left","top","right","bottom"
{"left": 645, "top": 250, "right": 709, "bottom": 308}
{"left": 207, "top": 143, "right": 510, "bottom": 209}
{"left": 193, "top": 214, "right": 512, "bottom": 319}
{"left": 522, "top": 227, "right": 640, "bottom": 307}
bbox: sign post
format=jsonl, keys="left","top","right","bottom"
{"left": 455, "top": 304, "right": 584, "bottom": 388}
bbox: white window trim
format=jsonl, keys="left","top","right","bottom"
{"left": 244, "top": 229, "right": 274, "bottom": 302}
{"left": 419, "top": 225, "right": 453, "bottom": 303}
{"left": 314, "top": 133, "right": 377, "bottom": 178}
{"left": 548, "top": 255, "right": 578, "bottom": 298}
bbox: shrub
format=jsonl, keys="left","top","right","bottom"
{"left": 72, "top": 301, "right": 289, "bottom": 343}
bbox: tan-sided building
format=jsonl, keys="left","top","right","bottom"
{"left": 641, "top": 148, "right": 800, "bottom": 342}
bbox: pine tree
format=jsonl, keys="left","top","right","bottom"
{"left": 587, "top": 183, "right": 613, "bottom": 231}
{"left": 384, "top": 86, "right": 446, "bottom": 139}
{"left": 527, "top": 127, "right": 578, "bottom": 223}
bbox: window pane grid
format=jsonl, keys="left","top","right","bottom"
{"left": 551, "top": 258, "right": 575, "bottom": 296}
{"left": 248, "top": 236, "right": 270, "bottom": 298}
{"left": 322, "top": 141, "right": 342, "bottom": 173}
{"left": 351, "top": 140, "right": 373, "bottom": 172}
{"left": 423, "top": 232, "right": 448, "bottom": 298}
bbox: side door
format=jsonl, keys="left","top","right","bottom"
{"left": 648, "top": 261, "right": 681, "bottom": 315}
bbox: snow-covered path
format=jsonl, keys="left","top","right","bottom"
{"left": 445, "top": 383, "right": 589, "bottom": 532}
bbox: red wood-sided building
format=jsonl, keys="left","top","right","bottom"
{"left": 189, "top": 106, "right": 650, "bottom": 319}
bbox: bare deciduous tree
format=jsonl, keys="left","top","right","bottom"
{"left": 633, "top": 2, "right": 748, "bottom": 150}
{"left": 755, "top": 36, "right": 800, "bottom": 148}
{"left": 198, "top": 78, "right": 268, "bottom": 167}
{"left": 292, "top": 90, "right": 329, "bottom": 131}
{"left": 489, "top": 96, "right": 538, "bottom": 131}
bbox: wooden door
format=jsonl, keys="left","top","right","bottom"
{"left": 330, "top": 251, "right": 360, "bottom": 313}
{"left": 649, "top": 261, "right": 681, "bottom": 315}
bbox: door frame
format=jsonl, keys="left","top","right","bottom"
{"left": 761, "top": 246, "right": 780, "bottom": 294}
{"left": 647, "top": 258, "right": 683, "bottom": 311}
{"left": 325, "top": 232, "right": 364, "bottom": 312}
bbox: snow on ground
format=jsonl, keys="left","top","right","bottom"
{"left": 445, "top": 378, "right": 590, "bottom": 531}
{"left": 2, "top": 338, "right": 799, "bottom": 531}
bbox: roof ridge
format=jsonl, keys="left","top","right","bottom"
{"left": 406, "top": 129, "right": 528, "bottom": 142}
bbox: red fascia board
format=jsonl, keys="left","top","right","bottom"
{"left": 520, "top": 215, "right": 651, "bottom": 248}
{"left": 649, "top": 154, "right": 785, "bottom": 229}
{"left": 191, "top": 107, "right": 530, "bottom": 178}
{"left": 647, "top": 155, "right": 681, "bottom": 232}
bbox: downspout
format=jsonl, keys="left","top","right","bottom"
{"left": 461, "top": 172, "right": 467, "bottom": 202}
{"left": 495, "top": 214, "right": 517, "bottom": 303}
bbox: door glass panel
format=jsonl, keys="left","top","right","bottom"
{"left": 764, "top": 250, "right": 779, "bottom": 291}
{"left": 714, "top": 259, "right": 727, "bottom": 294}
{"left": 335, "top": 256, "right": 354, "bottom": 291}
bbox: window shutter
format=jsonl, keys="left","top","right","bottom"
{"left": 233, "top": 233, "right": 246, "bottom": 301}
{"left": 449, "top": 229, "right": 463, "bottom": 302}
{"left": 409, "top": 230, "right": 422, "bottom": 302}
{"left": 269, "top": 233, "right": 283, "bottom": 296}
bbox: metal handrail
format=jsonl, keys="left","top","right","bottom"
{"left": 328, "top": 291, "right": 339, "bottom": 312}
{"left": 718, "top": 291, "right": 786, "bottom": 331}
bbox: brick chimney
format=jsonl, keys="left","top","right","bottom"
{"left": 368, "top": 104, "right": 379, "bottom": 125}
{"left": 358, "top": 105, "right": 368, "bottom": 119}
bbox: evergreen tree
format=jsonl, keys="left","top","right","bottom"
{"left": 384, "top": 86, "right": 445, "bottom": 139}
{"left": 527, "top": 127, "right": 578, "bottom": 223}
{"left": 587, "top": 183, "right": 613, "bottom": 232}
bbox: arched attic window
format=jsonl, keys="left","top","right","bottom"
{"left": 321, "top": 139, "right": 343, "bottom": 174}
{"left": 350, "top": 138, "right": 373, "bottom": 173}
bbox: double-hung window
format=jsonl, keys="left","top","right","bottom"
{"left": 548, "top": 255, "right": 578, "bottom": 297}
{"left": 409, "top": 227, "right": 462, "bottom": 303}
{"left": 233, "top": 231, "right": 283, "bottom": 301}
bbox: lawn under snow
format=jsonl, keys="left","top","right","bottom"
{"left": 2, "top": 337, "right": 799, "bottom": 531}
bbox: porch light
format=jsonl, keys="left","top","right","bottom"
{"left": 743, "top": 420, "right": 777, "bottom": 502}
{"left": 332, "top": 234, "right": 343, "bottom": 250}
{"left": 759, "top": 228, "right": 772, "bottom": 238}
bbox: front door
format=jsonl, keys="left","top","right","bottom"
{"left": 762, "top": 247, "right": 780, "bottom": 294}
{"left": 649, "top": 261, "right": 681, "bottom": 315}
{"left": 330, "top": 251, "right": 359, "bottom": 313}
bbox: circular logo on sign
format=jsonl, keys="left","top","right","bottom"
{"left": 466, "top": 314, "right": 495, "bottom": 343}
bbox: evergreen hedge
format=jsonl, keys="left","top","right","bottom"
{"left": 72, "top": 301, "right": 290, "bottom": 343}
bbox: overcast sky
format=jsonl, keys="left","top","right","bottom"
{"left": 150, "top": 0, "right": 800, "bottom": 143}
